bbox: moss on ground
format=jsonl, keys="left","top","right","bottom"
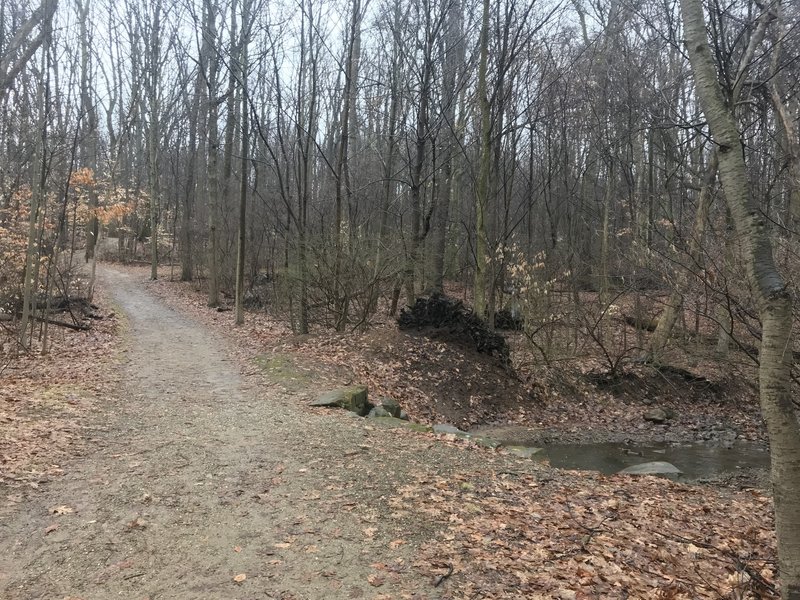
{"left": 255, "top": 353, "right": 313, "bottom": 389}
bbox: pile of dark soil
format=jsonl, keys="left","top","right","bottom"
{"left": 398, "top": 293, "right": 510, "bottom": 367}
{"left": 494, "top": 308, "right": 523, "bottom": 331}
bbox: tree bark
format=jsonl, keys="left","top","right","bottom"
{"left": 376, "top": 0, "right": 405, "bottom": 317}
{"left": 20, "top": 26, "right": 52, "bottom": 348}
{"left": 681, "top": 0, "right": 800, "bottom": 596}
{"left": 146, "top": 1, "right": 162, "bottom": 281}
{"left": 205, "top": 0, "right": 221, "bottom": 307}
{"left": 769, "top": 0, "right": 800, "bottom": 233}
{"left": 0, "top": 0, "right": 58, "bottom": 101}
{"left": 474, "top": 0, "right": 490, "bottom": 319}
{"left": 430, "top": 0, "right": 462, "bottom": 294}
{"left": 234, "top": 0, "right": 251, "bottom": 326}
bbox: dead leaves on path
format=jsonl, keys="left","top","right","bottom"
{"left": 393, "top": 470, "right": 777, "bottom": 599}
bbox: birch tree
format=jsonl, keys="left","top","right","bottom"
{"left": 681, "top": 0, "right": 800, "bottom": 596}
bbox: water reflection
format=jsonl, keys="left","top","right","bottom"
{"left": 539, "top": 442, "right": 769, "bottom": 478}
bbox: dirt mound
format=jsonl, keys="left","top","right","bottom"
{"left": 273, "top": 326, "right": 530, "bottom": 430}
{"left": 367, "top": 329, "right": 527, "bottom": 427}
{"left": 397, "top": 293, "right": 510, "bottom": 367}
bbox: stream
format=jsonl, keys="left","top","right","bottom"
{"left": 471, "top": 427, "right": 770, "bottom": 481}
{"left": 538, "top": 441, "right": 770, "bottom": 479}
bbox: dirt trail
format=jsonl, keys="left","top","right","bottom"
{"left": 0, "top": 267, "right": 497, "bottom": 599}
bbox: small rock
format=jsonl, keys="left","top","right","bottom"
{"left": 369, "top": 416, "right": 433, "bottom": 433}
{"left": 644, "top": 408, "right": 671, "bottom": 423}
{"left": 398, "top": 410, "right": 410, "bottom": 421}
{"left": 506, "top": 446, "right": 543, "bottom": 459}
{"left": 367, "top": 406, "right": 393, "bottom": 419}
{"left": 618, "top": 461, "right": 682, "bottom": 475}
{"left": 376, "top": 396, "right": 402, "bottom": 418}
{"left": 472, "top": 437, "right": 503, "bottom": 449}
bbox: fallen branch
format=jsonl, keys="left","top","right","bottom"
{"left": 620, "top": 315, "right": 659, "bottom": 332}
{"left": 35, "top": 316, "right": 90, "bottom": 331}
{"left": 653, "top": 530, "right": 779, "bottom": 597}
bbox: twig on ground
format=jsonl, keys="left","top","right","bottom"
{"left": 433, "top": 563, "right": 453, "bottom": 587}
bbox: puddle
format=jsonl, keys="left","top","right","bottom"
{"left": 534, "top": 441, "right": 769, "bottom": 479}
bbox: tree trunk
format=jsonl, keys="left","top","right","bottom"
{"left": 147, "top": 1, "right": 162, "bottom": 281}
{"left": 234, "top": 0, "right": 251, "bottom": 326}
{"left": 681, "top": 1, "right": 800, "bottom": 596}
{"left": 769, "top": 1, "right": 800, "bottom": 233}
{"left": 20, "top": 33, "right": 51, "bottom": 348}
{"left": 404, "top": 5, "right": 433, "bottom": 307}
{"left": 374, "top": 0, "right": 403, "bottom": 314}
{"left": 78, "top": 0, "right": 99, "bottom": 274}
{"left": 428, "top": 1, "right": 457, "bottom": 293}
{"left": 205, "top": 0, "right": 221, "bottom": 307}
{"left": 648, "top": 152, "right": 718, "bottom": 359}
{"left": 474, "top": 0, "right": 490, "bottom": 319}
{"left": 0, "top": 0, "right": 58, "bottom": 102}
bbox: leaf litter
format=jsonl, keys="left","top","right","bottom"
{"left": 139, "top": 267, "right": 778, "bottom": 597}
{"left": 0, "top": 265, "right": 778, "bottom": 599}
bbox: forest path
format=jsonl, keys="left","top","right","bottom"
{"left": 0, "top": 266, "right": 454, "bottom": 600}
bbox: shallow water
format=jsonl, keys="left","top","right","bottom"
{"left": 538, "top": 441, "right": 769, "bottom": 479}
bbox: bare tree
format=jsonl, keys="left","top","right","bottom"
{"left": 0, "top": 0, "right": 58, "bottom": 101}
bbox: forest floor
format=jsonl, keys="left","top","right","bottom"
{"left": 0, "top": 265, "right": 779, "bottom": 599}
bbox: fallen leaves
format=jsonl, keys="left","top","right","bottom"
{"left": 114, "top": 266, "right": 776, "bottom": 600}
{"left": 125, "top": 517, "right": 147, "bottom": 530}
{"left": 392, "top": 470, "right": 777, "bottom": 599}
{"left": 50, "top": 505, "right": 74, "bottom": 515}
{"left": 0, "top": 286, "right": 119, "bottom": 485}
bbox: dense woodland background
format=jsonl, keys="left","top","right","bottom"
{"left": 0, "top": 0, "right": 798, "bottom": 365}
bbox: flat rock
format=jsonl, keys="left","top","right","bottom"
{"left": 618, "top": 461, "right": 683, "bottom": 475}
{"left": 369, "top": 416, "right": 433, "bottom": 433}
{"left": 367, "top": 406, "right": 393, "bottom": 419}
{"left": 506, "top": 446, "right": 543, "bottom": 459}
{"left": 311, "top": 385, "right": 369, "bottom": 416}
{"left": 472, "top": 436, "right": 503, "bottom": 449}
{"left": 433, "top": 424, "right": 469, "bottom": 437}
{"left": 643, "top": 408, "right": 671, "bottom": 423}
